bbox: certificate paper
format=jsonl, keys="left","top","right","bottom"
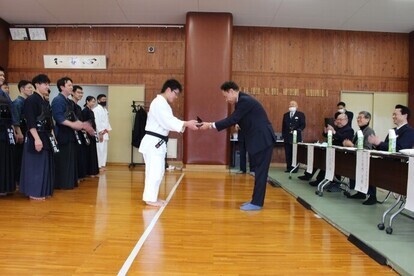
{"left": 355, "top": 150, "right": 370, "bottom": 194}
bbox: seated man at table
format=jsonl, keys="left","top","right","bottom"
{"left": 367, "top": 104, "right": 414, "bottom": 204}
{"left": 342, "top": 111, "right": 376, "bottom": 205}
{"left": 309, "top": 112, "right": 354, "bottom": 187}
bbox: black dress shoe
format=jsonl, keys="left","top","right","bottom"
{"left": 298, "top": 175, "right": 311, "bottom": 181}
{"left": 363, "top": 196, "right": 377, "bottom": 205}
{"left": 309, "top": 180, "right": 320, "bottom": 187}
{"left": 343, "top": 191, "right": 351, "bottom": 198}
{"left": 284, "top": 169, "right": 291, "bottom": 173}
{"left": 350, "top": 192, "right": 366, "bottom": 199}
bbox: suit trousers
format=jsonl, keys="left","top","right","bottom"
{"left": 284, "top": 142, "right": 293, "bottom": 170}
{"left": 249, "top": 145, "right": 274, "bottom": 206}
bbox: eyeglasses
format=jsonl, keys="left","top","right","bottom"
{"left": 172, "top": 89, "right": 180, "bottom": 96}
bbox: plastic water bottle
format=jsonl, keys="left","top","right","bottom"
{"left": 357, "top": 130, "right": 363, "bottom": 150}
{"left": 327, "top": 130, "right": 332, "bottom": 147}
{"left": 293, "top": 130, "right": 297, "bottom": 144}
{"left": 388, "top": 129, "right": 396, "bottom": 153}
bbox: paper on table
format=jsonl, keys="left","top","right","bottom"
{"left": 306, "top": 145, "right": 314, "bottom": 174}
{"left": 292, "top": 143, "right": 297, "bottom": 167}
{"left": 355, "top": 150, "right": 370, "bottom": 194}
{"left": 324, "top": 147, "right": 335, "bottom": 181}
{"left": 405, "top": 157, "right": 414, "bottom": 212}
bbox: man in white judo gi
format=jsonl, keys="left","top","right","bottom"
{"left": 93, "top": 94, "right": 112, "bottom": 171}
{"left": 139, "top": 79, "right": 199, "bottom": 207}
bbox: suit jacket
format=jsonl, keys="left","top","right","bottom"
{"left": 323, "top": 124, "right": 354, "bottom": 146}
{"left": 351, "top": 125, "right": 375, "bottom": 149}
{"left": 376, "top": 124, "right": 414, "bottom": 151}
{"left": 282, "top": 111, "right": 306, "bottom": 144}
{"left": 215, "top": 92, "right": 276, "bottom": 155}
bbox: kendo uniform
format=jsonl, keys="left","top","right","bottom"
{"left": 19, "top": 92, "right": 54, "bottom": 198}
{"left": 12, "top": 95, "right": 27, "bottom": 183}
{"left": 0, "top": 89, "right": 16, "bottom": 194}
{"left": 70, "top": 100, "right": 87, "bottom": 180}
{"left": 139, "top": 95, "right": 185, "bottom": 203}
{"left": 93, "top": 104, "right": 112, "bottom": 168}
{"left": 81, "top": 106, "right": 99, "bottom": 176}
{"left": 51, "top": 93, "right": 78, "bottom": 189}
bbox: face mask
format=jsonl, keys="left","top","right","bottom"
{"left": 99, "top": 101, "right": 107, "bottom": 107}
{"left": 338, "top": 108, "right": 345, "bottom": 113}
{"left": 288, "top": 107, "right": 296, "bottom": 113}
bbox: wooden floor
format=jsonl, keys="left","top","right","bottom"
{"left": 0, "top": 166, "right": 397, "bottom": 275}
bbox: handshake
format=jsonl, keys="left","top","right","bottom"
{"left": 185, "top": 116, "right": 214, "bottom": 130}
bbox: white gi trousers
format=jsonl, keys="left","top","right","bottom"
{"left": 140, "top": 135, "right": 167, "bottom": 202}
{"left": 97, "top": 140, "right": 108, "bottom": 168}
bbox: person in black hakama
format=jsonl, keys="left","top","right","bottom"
{"left": 19, "top": 74, "right": 55, "bottom": 200}
{"left": 70, "top": 85, "right": 87, "bottom": 181}
{"left": 12, "top": 80, "right": 34, "bottom": 184}
{"left": 82, "top": 96, "right": 99, "bottom": 177}
{"left": 51, "top": 77, "right": 94, "bottom": 190}
{"left": 0, "top": 66, "right": 16, "bottom": 196}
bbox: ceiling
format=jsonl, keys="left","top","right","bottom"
{"left": 0, "top": 0, "right": 414, "bottom": 33}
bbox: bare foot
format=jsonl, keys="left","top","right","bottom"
{"left": 145, "top": 200, "right": 166, "bottom": 207}
{"left": 29, "top": 196, "right": 45, "bottom": 201}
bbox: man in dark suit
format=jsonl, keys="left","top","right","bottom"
{"left": 282, "top": 100, "right": 306, "bottom": 173}
{"left": 200, "top": 81, "right": 276, "bottom": 211}
{"left": 368, "top": 104, "right": 414, "bottom": 204}
{"left": 309, "top": 112, "right": 354, "bottom": 186}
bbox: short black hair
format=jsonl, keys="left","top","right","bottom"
{"left": 32, "top": 74, "right": 51, "bottom": 85}
{"left": 337, "top": 101, "right": 346, "bottom": 107}
{"left": 97, "top": 94, "right": 107, "bottom": 101}
{"left": 0, "top": 66, "right": 4, "bottom": 72}
{"left": 220, "top": 81, "right": 239, "bottom": 92}
{"left": 2, "top": 81, "right": 8, "bottom": 86}
{"left": 18, "top": 80, "right": 32, "bottom": 91}
{"left": 73, "top": 85, "right": 83, "bottom": 92}
{"left": 84, "top": 95, "right": 96, "bottom": 107}
{"left": 56, "top": 77, "right": 73, "bottom": 92}
{"left": 396, "top": 104, "right": 410, "bottom": 120}
{"left": 160, "top": 79, "right": 182, "bottom": 94}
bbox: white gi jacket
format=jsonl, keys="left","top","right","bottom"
{"left": 93, "top": 104, "right": 112, "bottom": 140}
{"left": 139, "top": 94, "right": 184, "bottom": 155}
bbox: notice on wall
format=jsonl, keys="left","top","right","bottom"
{"left": 44, "top": 55, "right": 107, "bottom": 69}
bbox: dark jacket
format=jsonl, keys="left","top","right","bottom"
{"left": 282, "top": 110, "right": 306, "bottom": 143}
{"left": 376, "top": 124, "right": 414, "bottom": 151}
{"left": 215, "top": 92, "right": 276, "bottom": 155}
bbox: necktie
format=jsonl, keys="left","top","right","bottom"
{"left": 290, "top": 112, "right": 294, "bottom": 118}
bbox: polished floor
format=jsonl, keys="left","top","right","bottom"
{"left": 0, "top": 166, "right": 397, "bottom": 275}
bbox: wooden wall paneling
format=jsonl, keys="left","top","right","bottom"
{"left": 6, "top": 25, "right": 410, "bottom": 163}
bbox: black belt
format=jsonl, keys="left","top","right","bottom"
{"left": 145, "top": 131, "right": 169, "bottom": 143}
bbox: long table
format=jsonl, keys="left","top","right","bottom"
{"left": 296, "top": 143, "right": 409, "bottom": 234}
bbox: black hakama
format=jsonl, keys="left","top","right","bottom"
{"left": 54, "top": 142, "right": 78, "bottom": 189}
{"left": 19, "top": 144, "right": 54, "bottom": 198}
{"left": 0, "top": 140, "right": 16, "bottom": 194}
